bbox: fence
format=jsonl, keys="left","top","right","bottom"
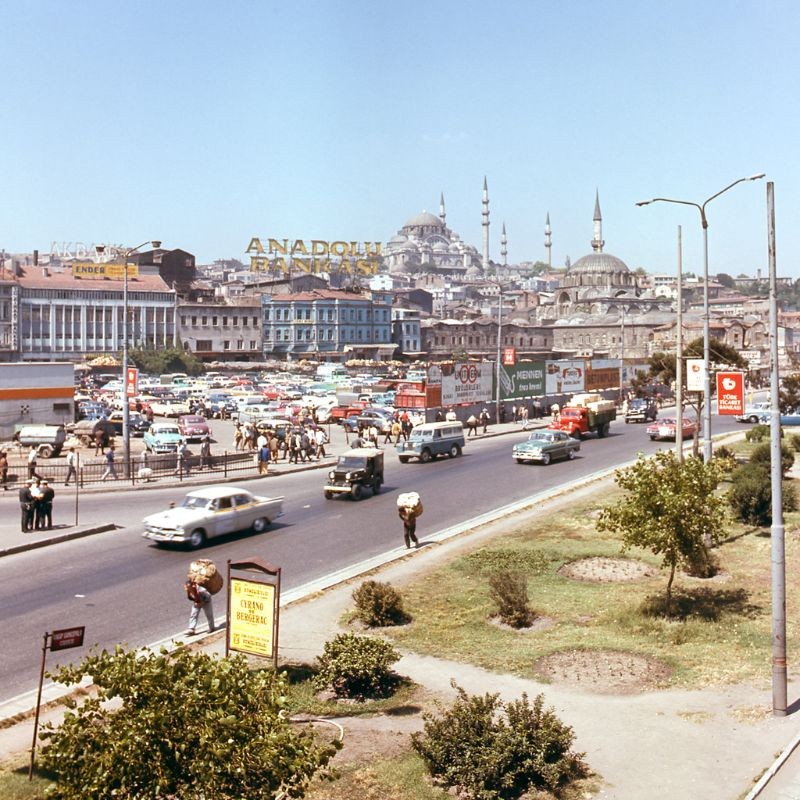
{"left": 5, "top": 450, "right": 260, "bottom": 490}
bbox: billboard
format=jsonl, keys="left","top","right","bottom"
{"left": 441, "top": 362, "right": 494, "bottom": 405}
{"left": 716, "top": 372, "right": 745, "bottom": 415}
{"left": 498, "top": 361, "right": 545, "bottom": 400}
{"left": 687, "top": 359, "right": 705, "bottom": 392}
{"left": 545, "top": 360, "right": 585, "bottom": 394}
{"left": 586, "top": 366, "right": 620, "bottom": 391}
{"left": 72, "top": 261, "right": 138, "bottom": 280}
{"left": 246, "top": 237, "right": 380, "bottom": 276}
{"left": 228, "top": 577, "right": 277, "bottom": 659}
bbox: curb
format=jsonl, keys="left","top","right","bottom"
{"left": 0, "top": 524, "right": 118, "bottom": 558}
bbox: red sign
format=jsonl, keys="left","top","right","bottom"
{"left": 50, "top": 626, "right": 85, "bottom": 652}
{"left": 716, "top": 371, "right": 745, "bottom": 415}
{"left": 502, "top": 347, "right": 517, "bottom": 366}
{"left": 125, "top": 367, "right": 139, "bottom": 398}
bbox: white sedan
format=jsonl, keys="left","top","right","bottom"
{"left": 142, "top": 486, "right": 284, "bottom": 549}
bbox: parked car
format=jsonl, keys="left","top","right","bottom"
{"left": 625, "top": 398, "right": 658, "bottom": 424}
{"left": 512, "top": 430, "right": 580, "bottom": 465}
{"left": 178, "top": 414, "right": 212, "bottom": 442}
{"left": 646, "top": 417, "right": 698, "bottom": 441}
{"left": 149, "top": 397, "right": 191, "bottom": 417}
{"left": 324, "top": 448, "right": 383, "bottom": 500}
{"left": 736, "top": 402, "right": 771, "bottom": 424}
{"left": 143, "top": 422, "right": 185, "bottom": 453}
{"left": 142, "top": 486, "right": 284, "bottom": 549}
{"left": 107, "top": 411, "right": 151, "bottom": 436}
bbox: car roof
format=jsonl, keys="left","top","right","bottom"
{"left": 185, "top": 485, "right": 253, "bottom": 499}
{"left": 340, "top": 448, "right": 382, "bottom": 457}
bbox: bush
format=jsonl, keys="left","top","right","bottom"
{"left": 411, "top": 684, "right": 588, "bottom": 799}
{"left": 712, "top": 445, "right": 738, "bottom": 474}
{"left": 352, "top": 580, "right": 409, "bottom": 627}
{"left": 750, "top": 441, "right": 795, "bottom": 476}
{"left": 746, "top": 424, "right": 770, "bottom": 443}
{"left": 488, "top": 569, "right": 534, "bottom": 628}
{"left": 314, "top": 633, "right": 400, "bottom": 700}
{"left": 790, "top": 433, "right": 800, "bottom": 453}
{"left": 728, "top": 464, "right": 798, "bottom": 526}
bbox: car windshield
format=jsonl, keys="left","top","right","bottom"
{"left": 181, "top": 495, "right": 211, "bottom": 510}
{"left": 337, "top": 456, "right": 368, "bottom": 469}
{"left": 409, "top": 430, "right": 433, "bottom": 441}
{"left": 529, "top": 432, "right": 554, "bottom": 443}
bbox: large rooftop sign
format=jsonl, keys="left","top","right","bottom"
{"left": 71, "top": 261, "right": 138, "bottom": 280}
{"left": 245, "top": 237, "right": 381, "bottom": 276}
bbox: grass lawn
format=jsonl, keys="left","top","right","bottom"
{"left": 378, "top": 488, "right": 800, "bottom": 689}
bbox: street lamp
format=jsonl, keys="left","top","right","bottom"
{"left": 95, "top": 239, "right": 161, "bottom": 475}
{"left": 637, "top": 173, "right": 765, "bottom": 462}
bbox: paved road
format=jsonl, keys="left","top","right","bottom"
{"left": 0, "top": 413, "right": 745, "bottom": 704}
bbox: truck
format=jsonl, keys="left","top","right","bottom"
{"left": 550, "top": 393, "right": 616, "bottom": 439}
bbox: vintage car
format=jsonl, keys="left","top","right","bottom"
{"left": 624, "top": 398, "right": 658, "bottom": 424}
{"left": 178, "top": 414, "right": 212, "bottom": 442}
{"left": 736, "top": 402, "right": 771, "bottom": 424}
{"left": 324, "top": 448, "right": 383, "bottom": 500}
{"left": 143, "top": 422, "right": 185, "bottom": 453}
{"left": 512, "top": 429, "right": 580, "bottom": 465}
{"left": 149, "top": 396, "right": 191, "bottom": 417}
{"left": 107, "top": 411, "right": 151, "bottom": 436}
{"left": 646, "top": 417, "right": 698, "bottom": 441}
{"left": 142, "top": 486, "right": 284, "bottom": 548}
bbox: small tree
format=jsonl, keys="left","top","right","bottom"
{"left": 352, "top": 580, "right": 409, "bottom": 627}
{"left": 313, "top": 633, "right": 400, "bottom": 700}
{"left": 40, "top": 645, "right": 339, "bottom": 799}
{"left": 488, "top": 569, "right": 534, "bottom": 628}
{"left": 597, "top": 451, "right": 726, "bottom": 615}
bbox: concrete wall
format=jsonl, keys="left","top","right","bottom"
{"left": 0, "top": 362, "right": 74, "bottom": 439}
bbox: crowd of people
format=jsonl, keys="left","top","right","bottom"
{"left": 18, "top": 477, "right": 56, "bottom": 532}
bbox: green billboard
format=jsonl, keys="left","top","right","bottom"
{"left": 498, "top": 361, "right": 546, "bottom": 400}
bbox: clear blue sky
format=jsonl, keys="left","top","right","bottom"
{"left": 2, "top": 0, "right": 798, "bottom": 278}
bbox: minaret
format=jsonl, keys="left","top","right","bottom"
{"left": 500, "top": 222, "right": 508, "bottom": 266}
{"left": 592, "top": 189, "right": 604, "bottom": 252}
{"left": 544, "top": 212, "right": 552, "bottom": 268}
{"left": 481, "top": 176, "right": 490, "bottom": 271}
{"left": 439, "top": 192, "right": 446, "bottom": 226}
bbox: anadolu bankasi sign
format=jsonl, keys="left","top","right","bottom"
{"left": 245, "top": 237, "right": 382, "bottom": 276}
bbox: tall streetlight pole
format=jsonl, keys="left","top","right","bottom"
{"left": 637, "top": 173, "right": 765, "bottom": 462}
{"left": 493, "top": 283, "right": 505, "bottom": 424}
{"left": 95, "top": 240, "right": 161, "bottom": 475}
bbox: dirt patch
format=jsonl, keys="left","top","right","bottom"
{"left": 558, "top": 556, "right": 658, "bottom": 583}
{"left": 533, "top": 649, "right": 672, "bottom": 694}
{"left": 488, "top": 615, "right": 555, "bottom": 633}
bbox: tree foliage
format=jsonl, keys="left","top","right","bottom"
{"left": 779, "top": 373, "right": 800, "bottom": 413}
{"left": 129, "top": 346, "right": 205, "bottom": 376}
{"left": 597, "top": 451, "right": 726, "bottom": 615}
{"left": 40, "top": 646, "right": 339, "bottom": 799}
{"left": 411, "top": 684, "right": 588, "bottom": 799}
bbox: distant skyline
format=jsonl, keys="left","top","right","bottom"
{"left": 2, "top": 1, "right": 797, "bottom": 278}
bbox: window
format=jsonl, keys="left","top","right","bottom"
{"left": 250, "top": 340, "right": 257, "bottom": 349}
{"left": 201, "top": 316, "right": 208, "bottom": 326}
{"left": 237, "top": 340, "right": 244, "bottom": 350}
{"left": 223, "top": 340, "right": 230, "bottom": 350}
{"left": 212, "top": 316, "right": 218, "bottom": 326}
{"left": 253, "top": 316, "right": 258, "bottom": 326}
{"left": 196, "top": 340, "right": 212, "bottom": 351}
{"left": 191, "top": 316, "right": 197, "bottom": 326}
{"left": 232, "top": 316, "right": 238, "bottom": 326}
{"left": 222, "top": 317, "right": 228, "bottom": 326}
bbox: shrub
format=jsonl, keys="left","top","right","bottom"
{"left": 314, "top": 633, "right": 400, "bottom": 700}
{"left": 411, "top": 684, "right": 588, "bottom": 799}
{"left": 728, "top": 464, "right": 798, "bottom": 526}
{"left": 750, "top": 441, "right": 795, "bottom": 476}
{"left": 712, "top": 445, "right": 737, "bottom": 474}
{"left": 488, "top": 569, "right": 534, "bottom": 628}
{"left": 352, "top": 580, "right": 409, "bottom": 627}
{"left": 746, "top": 424, "right": 770, "bottom": 443}
{"left": 790, "top": 433, "right": 800, "bottom": 453}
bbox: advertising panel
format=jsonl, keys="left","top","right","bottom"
{"left": 498, "top": 361, "right": 545, "bottom": 400}
{"left": 441, "top": 362, "right": 494, "bottom": 406}
{"left": 72, "top": 261, "right": 138, "bottom": 280}
{"left": 50, "top": 626, "right": 85, "bottom": 652}
{"left": 228, "top": 578, "right": 276, "bottom": 659}
{"left": 502, "top": 347, "right": 517, "bottom": 366}
{"left": 545, "top": 360, "right": 585, "bottom": 394}
{"left": 426, "top": 364, "right": 442, "bottom": 387}
{"left": 585, "top": 366, "right": 620, "bottom": 391}
{"left": 687, "top": 358, "right": 705, "bottom": 392}
{"left": 125, "top": 367, "right": 139, "bottom": 398}
{"left": 716, "top": 371, "right": 745, "bottom": 415}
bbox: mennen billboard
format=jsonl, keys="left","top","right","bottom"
{"left": 498, "top": 361, "right": 545, "bottom": 400}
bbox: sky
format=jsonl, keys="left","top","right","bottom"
{"left": 2, "top": 0, "right": 798, "bottom": 279}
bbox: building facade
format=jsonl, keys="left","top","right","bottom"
{"left": 262, "top": 289, "right": 394, "bottom": 360}
{"left": 178, "top": 297, "right": 263, "bottom": 362}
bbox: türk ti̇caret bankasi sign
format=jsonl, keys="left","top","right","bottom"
{"left": 716, "top": 371, "right": 745, "bottom": 415}
{"left": 245, "top": 237, "right": 381, "bottom": 276}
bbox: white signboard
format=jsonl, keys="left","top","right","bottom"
{"left": 441, "top": 362, "right": 493, "bottom": 406}
{"left": 687, "top": 358, "right": 705, "bottom": 392}
{"left": 545, "top": 360, "right": 585, "bottom": 394}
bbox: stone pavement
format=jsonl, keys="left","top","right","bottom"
{"left": 3, "top": 413, "right": 799, "bottom": 798}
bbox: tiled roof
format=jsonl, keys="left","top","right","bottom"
{"left": 268, "top": 290, "right": 369, "bottom": 302}
{"left": 17, "top": 266, "right": 172, "bottom": 292}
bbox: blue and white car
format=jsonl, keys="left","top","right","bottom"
{"left": 143, "top": 422, "right": 185, "bottom": 453}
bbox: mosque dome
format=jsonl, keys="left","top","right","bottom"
{"left": 568, "top": 252, "right": 630, "bottom": 275}
{"left": 403, "top": 211, "right": 444, "bottom": 229}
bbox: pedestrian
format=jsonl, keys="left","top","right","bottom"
{"left": 0, "top": 449, "right": 7, "bottom": 490}
{"left": 533, "top": 398, "right": 542, "bottom": 419}
{"left": 184, "top": 577, "right": 215, "bottom": 636}
{"left": 368, "top": 424, "right": 379, "bottom": 448}
{"left": 520, "top": 405, "right": 530, "bottom": 430}
{"left": 398, "top": 505, "right": 419, "bottom": 549}
{"left": 445, "top": 407, "right": 457, "bottom": 422}
{"left": 175, "top": 442, "right": 191, "bottom": 476}
{"left": 64, "top": 446, "right": 78, "bottom": 486}
{"left": 315, "top": 427, "right": 327, "bottom": 459}
{"left": 391, "top": 419, "right": 402, "bottom": 444}
{"left": 19, "top": 479, "right": 34, "bottom": 532}
{"left": 256, "top": 431, "right": 268, "bottom": 451}
{"left": 27, "top": 446, "right": 42, "bottom": 480}
{"left": 31, "top": 479, "right": 45, "bottom": 530}
{"left": 299, "top": 429, "right": 311, "bottom": 461}
{"left": 511, "top": 404, "right": 518, "bottom": 423}
{"left": 466, "top": 414, "right": 478, "bottom": 437}
{"left": 199, "top": 436, "right": 211, "bottom": 470}
{"left": 269, "top": 432, "right": 280, "bottom": 464}
{"left": 499, "top": 405, "right": 507, "bottom": 423}
{"left": 233, "top": 422, "right": 243, "bottom": 451}
{"left": 101, "top": 446, "right": 118, "bottom": 481}
{"left": 383, "top": 422, "right": 394, "bottom": 444}
{"left": 435, "top": 409, "right": 445, "bottom": 422}
{"left": 40, "top": 480, "right": 55, "bottom": 529}
{"left": 257, "top": 441, "right": 270, "bottom": 475}
{"left": 480, "top": 408, "right": 490, "bottom": 434}
{"left": 288, "top": 430, "right": 301, "bottom": 463}
{"left": 94, "top": 430, "right": 105, "bottom": 456}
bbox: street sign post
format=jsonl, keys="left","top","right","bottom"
{"left": 30, "top": 626, "right": 85, "bottom": 779}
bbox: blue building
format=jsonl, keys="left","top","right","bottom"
{"left": 262, "top": 289, "right": 395, "bottom": 361}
